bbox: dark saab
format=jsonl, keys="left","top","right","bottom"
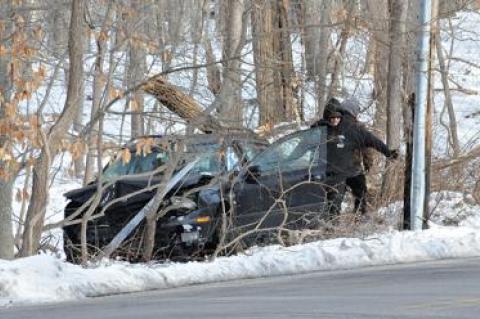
{"left": 63, "top": 127, "right": 333, "bottom": 262}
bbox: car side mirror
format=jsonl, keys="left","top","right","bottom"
{"left": 245, "top": 165, "right": 261, "bottom": 183}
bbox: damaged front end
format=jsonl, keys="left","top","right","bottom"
{"left": 154, "top": 187, "right": 222, "bottom": 259}
{"left": 63, "top": 171, "right": 224, "bottom": 262}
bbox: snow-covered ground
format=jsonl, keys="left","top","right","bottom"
{"left": 3, "top": 8, "right": 480, "bottom": 310}
{"left": 1, "top": 186, "right": 480, "bottom": 307}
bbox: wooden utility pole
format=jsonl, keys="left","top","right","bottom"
{"left": 403, "top": 95, "right": 415, "bottom": 230}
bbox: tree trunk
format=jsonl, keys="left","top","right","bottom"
{"left": 0, "top": 179, "right": 14, "bottom": 259}
{"left": 48, "top": 0, "right": 68, "bottom": 52}
{"left": 214, "top": 0, "right": 246, "bottom": 127}
{"left": 315, "top": 0, "right": 331, "bottom": 116}
{"left": 72, "top": 69, "right": 85, "bottom": 178}
{"left": 328, "top": 2, "right": 355, "bottom": 99}
{"left": 186, "top": 0, "right": 208, "bottom": 135}
{"left": 20, "top": 0, "right": 85, "bottom": 256}
{"left": 84, "top": 1, "right": 113, "bottom": 185}
{"left": 84, "top": 48, "right": 105, "bottom": 184}
{"left": 127, "top": 0, "right": 147, "bottom": 138}
{"left": 303, "top": 0, "right": 321, "bottom": 79}
{"left": 435, "top": 15, "right": 461, "bottom": 157}
{"left": 386, "top": 0, "right": 408, "bottom": 150}
{"left": 0, "top": 3, "right": 16, "bottom": 260}
{"left": 251, "top": 0, "right": 296, "bottom": 126}
{"left": 251, "top": 0, "right": 278, "bottom": 126}
{"left": 204, "top": 37, "right": 222, "bottom": 96}
{"left": 275, "top": 0, "right": 296, "bottom": 123}
{"left": 370, "top": 1, "right": 390, "bottom": 140}
{"left": 381, "top": 0, "right": 409, "bottom": 198}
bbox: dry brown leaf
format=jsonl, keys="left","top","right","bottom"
{"left": 13, "top": 130, "right": 25, "bottom": 142}
{"left": 121, "top": 148, "right": 131, "bottom": 164}
{"left": 70, "top": 140, "right": 86, "bottom": 160}
{"left": 97, "top": 31, "right": 109, "bottom": 42}
{"left": 129, "top": 98, "right": 139, "bottom": 111}
{"left": 135, "top": 139, "right": 144, "bottom": 155}
{"left": 38, "top": 65, "right": 46, "bottom": 78}
{"left": 0, "top": 45, "right": 8, "bottom": 56}
{"left": 23, "top": 189, "right": 30, "bottom": 200}
{"left": 5, "top": 102, "right": 16, "bottom": 118}
{"left": 29, "top": 116, "right": 39, "bottom": 128}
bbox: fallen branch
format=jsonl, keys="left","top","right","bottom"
{"left": 434, "top": 146, "right": 480, "bottom": 170}
{"left": 142, "top": 77, "right": 224, "bottom": 133}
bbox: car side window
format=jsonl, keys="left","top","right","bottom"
{"left": 250, "top": 127, "right": 325, "bottom": 174}
{"left": 226, "top": 146, "right": 240, "bottom": 171}
{"left": 134, "top": 152, "right": 166, "bottom": 173}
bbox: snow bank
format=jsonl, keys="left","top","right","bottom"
{"left": 1, "top": 222, "right": 480, "bottom": 307}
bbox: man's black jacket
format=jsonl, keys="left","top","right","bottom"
{"left": 325, "top": 119, "right": 392, "bottom": 177}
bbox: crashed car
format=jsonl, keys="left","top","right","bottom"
{"left": 63, "top": 132, "right": 268, "bottom": 262}
{"left": 63, "top": 126, "right": 332, "bottom": 262}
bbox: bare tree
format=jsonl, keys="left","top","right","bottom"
{"left": 126, "top": 0, "right": 147, "bottom": 138}
{"left": 0, "top": 2, "right": 15, "bottom": 259}
{"left": 251, "top": 0, "right": 278, "bottom": 126}
{"left": 328, "top": 1, "right": 356, "bottom": 99}
{"left": 315, "top": 0, "right": 331, "bottom": 115}
{"left": 251, "top": 0, "right": 296, "bottom": 127}
{"left": 368, "top": 0, "right": 390, "bottom": 140}
{"left": 434, "top": 16, "right": 461, "bottom": 157}
{"left": 381, "top": 0, "right": 409, "bottom": 197}
{"left": 20, "top": 0, "right": 86, "bottom": 256}
{"left": 84, "top": 1, "right": 114, "bottom": 185}
{"left": 215, "top": 0, "right": 246, "bottom": 127}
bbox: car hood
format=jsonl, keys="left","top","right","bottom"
{"left": 64, "top": 170, "right": 218, "bottom": 204}
{"left": 64, "top": 184, "right": 98, "bottom": 203}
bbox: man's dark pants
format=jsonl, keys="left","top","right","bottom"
{"left": 346, "top": 174, "right": 368, "bottom": 215}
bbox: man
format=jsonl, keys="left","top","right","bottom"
{"left": 314, "top": 99, "right": 398, "bottom": 218}
{"left": 323, "top": 111, "right": 347, "bottom": 218}
{"left": 337, "top": 98, "right": 374, "bottom": 216}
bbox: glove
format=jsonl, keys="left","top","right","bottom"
{"left": 387, "top": 149, "right": 399, "bottom": 160}
{"left": 310, "top": 119, "right": 329, "bottom": 128}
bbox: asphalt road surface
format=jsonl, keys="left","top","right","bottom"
{"left": 2, "top": 257, "right": 480, "bottom": 319}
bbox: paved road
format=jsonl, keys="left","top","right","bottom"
{"left": 2, "top": 258, "right": 480, "bottom": 319}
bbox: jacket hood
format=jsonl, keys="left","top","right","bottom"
{"left": 339, "top": 98, "right": 360, "bottom": 118}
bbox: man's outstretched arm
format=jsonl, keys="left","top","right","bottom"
{"left": 354, "top": 125, "right": 397, "bottom": 158}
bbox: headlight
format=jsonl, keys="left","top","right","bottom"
{"left": 170, "top": 196, "right": 197, "bottom": 210}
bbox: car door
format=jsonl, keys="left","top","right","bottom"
{"left": 232, "top": 126, "right": 327, "bottom": 232}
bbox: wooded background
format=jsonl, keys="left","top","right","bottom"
{"left": 0, "top": 0, "right": 479, "bottom": 259}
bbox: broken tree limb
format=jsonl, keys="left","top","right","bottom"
{"left": 142, "top": 77, "right": 224, "bottom": 133}
{"left": 434, "top": 146, "right": 479, "bottom": 170}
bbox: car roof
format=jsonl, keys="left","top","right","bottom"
{"left": 125, "top": 131, "right": 269, "bottom": 153}
{"left": 246, "top": 126, "right": 322, "bottom": 163}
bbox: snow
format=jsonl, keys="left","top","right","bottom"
{"left": 3, "top": 8, "right": 480, "bottom": 311}
{"left": 2, "top": 188, "right": 480, "bottom": 307}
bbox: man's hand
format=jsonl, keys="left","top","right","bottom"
{"left": 387, "top": 149, "right": 399, "bottom": 160}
